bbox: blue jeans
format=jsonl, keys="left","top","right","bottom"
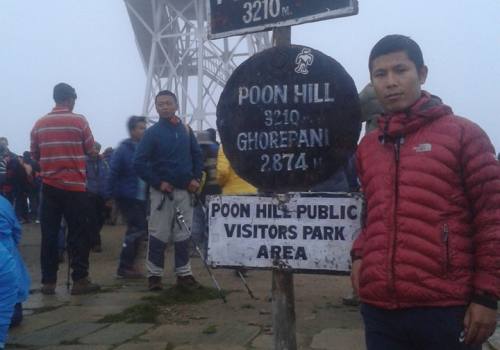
{"left": 361, "top": 303, "right": 481, "bottom": 350}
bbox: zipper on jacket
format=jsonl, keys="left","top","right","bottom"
{"left": 389, "top": 137, "right": 402, "bottom": 295}
{"left": 442, "top": 223, "right": 450, "bottom": 277}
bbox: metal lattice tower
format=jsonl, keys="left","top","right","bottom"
{"left": 124, "top": 0, "right": 271, "bottom": 130}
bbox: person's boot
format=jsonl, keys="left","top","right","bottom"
{"left": 148, "top": 276, "right": 163, "bottom": 291}
{"left": 41, "top": 283, "right": 56, "bottom": 295}
{"left": 71, "top": 278, "right": 101, "bottom": 295}
{"left": 176, "top": 275, "right": 200, "bottom": 290}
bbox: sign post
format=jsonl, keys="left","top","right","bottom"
{"left": 209, "top": 2, "right": 361, "bottom": 349}
{"left": 271, "top": 26, "right": 296, "bottom": 350}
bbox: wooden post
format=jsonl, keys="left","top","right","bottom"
{"left": 272, "top": 268, "right": 297, "bottom": 350}
{"left": 271, "top": 26, "right": 297, "bottom": 350}
{"left": 272, "top": 26, "right": 291, "bottom": 47}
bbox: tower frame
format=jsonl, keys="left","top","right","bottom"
{"left": 124, "top": 0, "right": 271, "bottom": 129}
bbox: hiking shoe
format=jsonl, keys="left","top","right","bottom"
{"left": 176, "top": 275, "right": 200, "bottom": 289}
{"left": 116, "top": 268, "right": 144, "bottom": 279}
{"left": 41, "top": 283, "right": 56, "bottom": 295}
{"left": 71, "top": 278, "right": 101, "bottom": 295}
{"left": 148, "top": 276, "right": 163, "bottom": 291}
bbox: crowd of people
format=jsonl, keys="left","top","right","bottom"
{"left": 0, "top": 34, "right": 498, "bottom": 350}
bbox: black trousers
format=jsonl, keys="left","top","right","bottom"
{"left": 40, "top": 184, "right": 90, "bottom": 283}
{"left": 86, "top": 192, "right": 106, "bottom": 248}
{"left": 117, "top": 198, "right": 147, "bottom": 271}
{"left": 361, "top": 303, "right": 481, "bottom": 350}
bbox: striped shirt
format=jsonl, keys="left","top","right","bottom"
{"left": 30, "top": 107, "right": 94, "bottom": 192}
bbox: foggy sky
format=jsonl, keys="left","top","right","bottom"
{"left": 1, "top": 0, "right": 499, "bottom": 154}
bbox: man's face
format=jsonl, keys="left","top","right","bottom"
{"left": 131, "top": 122, "right": 147, "bottom": 141}
{"left": 370, "top": 51, "right": 428, "bottom": 113}
{"left": 155, "top": 95, "right": 178, "bottom": 118}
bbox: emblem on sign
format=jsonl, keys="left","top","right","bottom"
{"left": 295, "top": 48, "right": 314, "bottom": 75}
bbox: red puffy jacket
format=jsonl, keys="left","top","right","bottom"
{"left": 353, "top": 92, "right": 500, "bottom": 309}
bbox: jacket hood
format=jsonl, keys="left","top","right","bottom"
{"left": 377, "top": 91, "right": 453, "bottom": 142}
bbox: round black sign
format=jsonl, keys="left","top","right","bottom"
{"left": 217, "top": 45, "right": 361, "bottom": 192}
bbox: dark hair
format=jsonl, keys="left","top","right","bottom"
{"left": 369, "top": 35, "right": 424, "bottom": 72}
{"left": 155, "top": 90, "right": 178, "bottom": 104}
{"left": 127, "top": 116, "right": 147, "bottom": 132}
{"left": 206, "top": 128, "right": 217, "bottom": 142}
{"left": 53, "top": 82, "right": 77, "bottom": 103}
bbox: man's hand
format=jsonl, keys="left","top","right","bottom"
{"left": 159, "top": 181, "right": 173, "bottom": 193}
{"left": 187, "top": 179, "right": 200, "bottom": 193}
{"left": 463, "top": 302, "right": 497, "bottom": 346}
{"left": 351, "top": 259, "right": 362, "bottom": 296}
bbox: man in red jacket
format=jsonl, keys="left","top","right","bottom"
{"left": 351, "top": 35, "right": 499, "bottom": 349}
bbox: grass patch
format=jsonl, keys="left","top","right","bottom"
{"left": 143, "top": 285, "right": 226, "bottom": 306}
{"left": 99, "top": 303, "right": 159, "bottom": 324}
{"left": 98, "top": 285, "right": 226, "bottom": 324}
{"left": 202, "top": 324, "right": 218, "bottom": 335}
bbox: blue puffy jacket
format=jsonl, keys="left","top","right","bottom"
{"left": 105, "top": 139, "right": 145, "bottom": 200}
{"left": 0, "top": 196, "right": 30, "bottom": 348}
{"left": 134, "top": 119, "right": 203, "bottom": 190}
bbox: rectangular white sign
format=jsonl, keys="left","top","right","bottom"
{"left": 207, "top": 193, "right": 362, "bottom": 273}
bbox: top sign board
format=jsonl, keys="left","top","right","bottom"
{"left": 208, "top": 0, "right": 359, "bottom": 39}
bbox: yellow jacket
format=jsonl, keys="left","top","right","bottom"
{"left": 216, "top": 148, "right": 257, "bottom": 195}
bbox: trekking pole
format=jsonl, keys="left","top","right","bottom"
{"left": 66, "top": 244, "right": 71, "bottom": 291}
{"left": 161, "top": 192, "right": 227, "bottom": 303}
{"left": 237, "top": 270, "right": 257, "bottom": 300}
{"left": 194, "top": 194, "right": 257, "bottom": 301}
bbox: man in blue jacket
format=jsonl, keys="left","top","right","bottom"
{"left": 134, "top": 91, "right": 203, "bottom": 291}
{"left": 106, "top": 116, "right": 148, "bottom": 279}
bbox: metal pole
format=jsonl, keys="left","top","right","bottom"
{"left": 142, "top": 0, "right": 161, "bottom": 115}
{"left": 271, "top": 25, "right": 296, "bottom": 350}
{"left": 195, "top": 0, "right": 205, "bottom": 131}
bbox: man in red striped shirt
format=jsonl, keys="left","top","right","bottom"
{"left": 31, "top": 83, "right": 100, "bottom": 295}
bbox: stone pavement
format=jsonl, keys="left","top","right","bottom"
{"left": 5, "top": 223, "right": 499, "bottom": 349}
